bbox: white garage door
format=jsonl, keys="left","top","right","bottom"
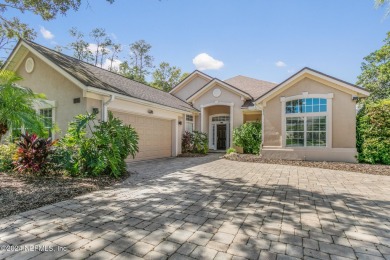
{"left": 110, "top": 111, "right": 172, "bottom": 161}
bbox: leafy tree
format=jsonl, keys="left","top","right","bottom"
{"left": 122, "top": 39, "right": 153, "bottom": 82}
{"left": 108, "top": 43, "right": 121, "bottom": 71}
{"left": 0, "top": 0, "right": 114, "bottom": 62}
{"left": 68, "top": 27, "right": 92, "bottom": 62}
{"left": 0, "top": 70, "right": 46, "bottom": 140}
{"left": 357, "top": 32, "right": 390, "bottom": 102}
{"left": 152, "top": 62, "right": 183, "bottom": 92}
{"left": 180, "top": 72, "right": 190, "bottom": 82}
{"left": 90, "top": 28, "right": 112, "bottom": 66}
{"left": 118, "top": 60, "right": 147, "bottom": 83}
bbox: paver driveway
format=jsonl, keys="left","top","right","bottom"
{"left": 1, "top": 154, "right": 390, "bottom": 260}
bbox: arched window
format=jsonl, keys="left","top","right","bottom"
{"left": 285, "top": 98, "right": 327, "bottom": 114}
{"left": 282, "top": 94, "right": 332, "bottom": 148}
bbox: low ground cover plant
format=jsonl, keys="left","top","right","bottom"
{"left": 226, "top": 147, "right": 236, "bottom": 154}
{"left": 181, "top": 131, "right": 208, "bottom": 154}
{"left": 233, "top": 122, "right": 262, "bottom": 154}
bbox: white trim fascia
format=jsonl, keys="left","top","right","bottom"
{"left": 169, "top": 71, "right": 212, "bottom": 94}
{"left": 5, "top": 44, "right": 29, "bottom": 73}
{"left": 3, "top": 41, "right": 23, "bottom": 69}
{"left": 10, "top": 41, "right": 88, "bottom": 91}
{"left": 86, "top": 86, "right": 197, "bottom": 115}
{"left": 256, "top": 68, "right": 369, "bottom": 104}
{"left": 187, "top": 79, "right": 251, "bottom": 102}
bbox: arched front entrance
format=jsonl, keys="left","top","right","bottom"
{"left": 209, "top": 114, "right": 230, "bottom": 150}
{"left": 200, "top": 103, "right": 234, "bottom": 151}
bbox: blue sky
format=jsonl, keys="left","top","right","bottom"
{"left": 8, "top": 0, "right": 390, "bottom": 84}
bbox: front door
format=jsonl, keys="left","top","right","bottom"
{"left": 217, "top": 124, "right": 227, "bottom": 150}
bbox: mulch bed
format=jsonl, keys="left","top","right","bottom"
{"left": 224, "top": 153, "right": 390, "bottom": 176}
{"left": 0, "top": 172, "right": 130, "bottom": 219}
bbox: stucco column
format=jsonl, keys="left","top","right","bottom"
{"left": 201, "top": 106, "right": 204, "bottom": 132}
{"left": 230, "top": 105, "right": 233, "bottom": 148}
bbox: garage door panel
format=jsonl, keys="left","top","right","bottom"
{"left": 110, "top": 111, "right": 172, "bottom": 161}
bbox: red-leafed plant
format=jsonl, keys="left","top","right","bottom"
{"left": 14, "top": 132, "right": 56, "bottom": 174}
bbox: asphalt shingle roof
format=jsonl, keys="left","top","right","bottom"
{"left": 224, "top": 75, "right": 277, "bottom": 99}
{"left": 24, "top": 40, "right": 196, "bottom": 113}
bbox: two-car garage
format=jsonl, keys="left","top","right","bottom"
{"left": 110, "top": 110, "right": 172, "bottom": 161}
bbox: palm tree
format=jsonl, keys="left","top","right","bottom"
{"left": 0, "top": 70, "right": 46, "bottom": 140}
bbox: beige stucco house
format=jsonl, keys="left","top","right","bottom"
{"left": 4, "top": 40, "right": 369, "bottom": 162}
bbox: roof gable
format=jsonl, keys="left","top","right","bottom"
{"left": 4, "top": 40, "right": 196, "bottom": 113}
{"left": 187, "top": 78, "right": 252, "bottom": 102}
{"left": 255, "top": 67, "right": 369, "bottom": 104}
{"left": 169, "top": 70, "right": 213, "bottom": 94}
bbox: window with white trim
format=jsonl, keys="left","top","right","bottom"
{"left": 40, "top": 108, "right": 54, "bottom": 137}
{"left": 185, "top": 114, "right": 194, "bottom": 133}
{"left": 284, "top": 97, "right": 329, "bottom": 148}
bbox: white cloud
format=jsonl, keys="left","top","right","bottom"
{"left": 102, "top": 58, "right": 121, "bottom": 71}
{"left": 192, "top": 53, "right": 224, "bottom": 71}
{"left": 287, "top": 69, "right": 296, "bottom": 74}
{"left": 40, "top": 26, "right": 54, "bottom": 40}
{"left": 275, "top": 61, "right": 287, "bottom": 67}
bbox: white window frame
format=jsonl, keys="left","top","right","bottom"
{"left": 185, "top": 114, "right": 194, "bottom": 133}
{"left": 281, "top": 92, "right": 333, "bottom": 148}
{"left": 209, "top": 113, "right": 230, "bottom": 150}
{"left": 34, "top": 100, "right": 56, "bottom": 139}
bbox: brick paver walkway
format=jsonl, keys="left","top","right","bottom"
{"left": 1, "top": 154, "right": 390, "bottom": 259}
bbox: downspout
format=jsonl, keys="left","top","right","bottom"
{"left": 102, "top": 95, "right": 115, "bottom": 122}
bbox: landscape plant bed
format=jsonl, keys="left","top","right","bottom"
{"left": 0, "top": 172, "right": 130, "bottom": 219}
{"left": 224, "top": 153, "right": 390, "bottom": 176}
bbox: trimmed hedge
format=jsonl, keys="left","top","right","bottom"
{"left": 357, "top": 99, "right": 390, "bottom": 164}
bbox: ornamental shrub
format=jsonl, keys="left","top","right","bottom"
{"left": 55, "top": 111, "right": 139, "bottom": 178}
{"left": 13, "top": 133, "right": 56, "bottom": 174}
{"left": 233, "top": 122, "right": 262, "bottom": 154}
{"left": 357, "top": 99, "right": 390, "bottom": 164}
{"left": 192, "top": 131, "right": 208, "bottom": 154}
{"left": 182, "top": 131, "right": 193, "bottom": 153}
{"left": 0, "top": 143, "right": 17, "bottom": 172}
{"left": 181, "top": 131, "right": 208, "bottom": 154}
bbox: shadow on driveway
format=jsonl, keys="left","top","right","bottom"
{"left": 1, "top": 154, "right": 390, "bottom": 259}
